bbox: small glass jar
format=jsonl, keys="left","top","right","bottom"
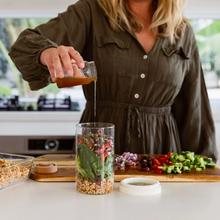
{"left": 75, "top": 122, "right": 114, "bottom": 194}
{"left": 55, "top": 61, "right": 97, "bottom": 88}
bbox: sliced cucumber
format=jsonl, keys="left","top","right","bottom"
{"left": 175, "top": 167, "right": 182, "bottom": 174}
{"left": 183, "top": 166, "right": 190, "bottom": 172}
{"left": 167, "top": 167, "right": 173, "bottom": 174}
{"left": 163, "top": 151, "right": 215, "bottom": 174}
{"left": 181, "top": 151, "right": 187, "bottom": 156}
{"left": 183, "top": 159, "right": 191, "bottom": 168}
{"left": 186, "top": 153, "right": 195, "bottom": 162}
{"left": 204, "top": 158, "right": 212, "bottom": 164}
{"left": 184, "top": 169, "right": 191, "bottom": 173}
{"left": 178, "top": 155, "right": 186, "bottom": 162}
{"left": 200, "top": 166, "right": 206, "bottom": 170}
{"left": 194, "top": 157, "right": 200, "bottom": 164}
{"left": 196, "top": 168, "right": 203, "bottom": 172}
{"left": 206, "top": 164, "right": 215, "bottom": 169}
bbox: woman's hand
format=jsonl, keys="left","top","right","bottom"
{"left": 40, "top": 46, "right": 85, "bottom": 82}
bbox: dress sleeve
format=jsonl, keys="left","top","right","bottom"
{"left": 172, "top": 48, "right": 218, "bottom": 163}
{"left": 8, "top": 0, "right": 91, "bottom": 90}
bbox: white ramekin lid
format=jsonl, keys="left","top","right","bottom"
{"left": 119, "top": 177, "right": 161, "bottom": 196}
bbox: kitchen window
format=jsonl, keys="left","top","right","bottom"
{"left": 191, "top": 19, "right": 220, "bottom": 89}
{"left": 0, "top": 18, "right": 52, "bottom": 98}
{"left": 0, "top": 18, "right": 85, "bottom": 111}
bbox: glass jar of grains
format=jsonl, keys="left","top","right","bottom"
{"left": 75, "top": 122, "right": 114, "bottom": 194}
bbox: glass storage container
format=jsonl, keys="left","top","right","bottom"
{"left": 75, "top": 122, "right": 114, "bottom": 194}
{"left": 0, "top": 153, "right": 34, "bottom": 190}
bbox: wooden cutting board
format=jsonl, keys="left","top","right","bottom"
{"left": 30, "top": 154, "right": 220, "bottom": 182}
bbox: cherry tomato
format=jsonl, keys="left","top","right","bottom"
{"left": 160, "top": 158, "right": 169, "bottom": 165}
{"left": 94, "top": 148, "right": 105, "bottom": 154}
{"left": 151, "top": 165, "right": 159, "bottom": 170}
{"left": 77, "top": 139, "right": 83, "bottom": 144}
{"left": 167, "top": 152, "right": 172, "bottom": 158}
{"left": 157, "top": 155, "right": 166, "bottom": 159}
{"left": 88, "top": 141, "right": 93, "bottom": 149}
{"left": 153, "top": 158, "right": 162, "bottom": 166}
{"left": 154, "top": 169, "right": 164, "bottom": 174}
{"left": 104, "top": 142, "right": 112, "bottom": 148}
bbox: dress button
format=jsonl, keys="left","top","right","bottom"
{"left": 143, "top": 55, "right": 148, "bottom": 59}
{"left": 140, "top": 73, "right": 145, "bottom": 78}
{"left": 134, "top": 94, "right": 139, "bottom": 99}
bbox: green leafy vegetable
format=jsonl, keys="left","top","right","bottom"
{"left": 76, "top": 131, "right": 114, "bottom": 185}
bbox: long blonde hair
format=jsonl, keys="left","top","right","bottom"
{"left": 97, "top": 0, "right": 188, "bottom": 43}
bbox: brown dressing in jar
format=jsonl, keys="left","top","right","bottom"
{"left": 56, "top": 77, "right": 97, "bottom": 88}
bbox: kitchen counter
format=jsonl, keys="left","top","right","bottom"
{"left": 0, "top": 179, "right": 219, "bottom": 220}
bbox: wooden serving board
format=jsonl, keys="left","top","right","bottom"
{"left": 31, "top": 154, "right": 75, "bottom": 182}
{"left": 30, "top": 154, "right": 220, "bottom": 182}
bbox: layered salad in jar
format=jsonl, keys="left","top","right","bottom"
{"left": 76, "top": 129, "right": 114, "bottom": 194}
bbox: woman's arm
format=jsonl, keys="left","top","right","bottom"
{"left": 172, "top": 48, "right": 218, "bottom": 163}
{"left": 8, "top": 0, "right": 91, "bottom": 90}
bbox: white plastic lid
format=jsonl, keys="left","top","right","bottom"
{"left": 119, "top": 177, "right": 161, "bottom": 196}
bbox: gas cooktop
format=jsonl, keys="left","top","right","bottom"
{"left": 0, "top": 95, "right": 80, "bottom": 111}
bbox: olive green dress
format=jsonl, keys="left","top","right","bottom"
{"left": 9, "top": 0, "right": 218, "bottom": 162}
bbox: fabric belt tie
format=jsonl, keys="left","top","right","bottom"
{"left": 126, "top": 105, "right": 144, "bottom": 152}
{"left": 86, "top": 101, "right": 171, "bottom": 152}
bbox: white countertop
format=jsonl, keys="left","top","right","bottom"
{"left": 0, "top": 179, "right": 219, "bottom": 220}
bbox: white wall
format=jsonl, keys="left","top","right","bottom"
{"left": 0, "top": 0, "right": 78, "bottom": 18}
{"left": 185, "top": 0, "right": 220, "bottom": 18}
{"left": 0, "top": 0, "right": 220, "bottom": 18}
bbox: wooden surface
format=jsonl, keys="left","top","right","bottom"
{"left": 31, "top": 154, "right": 75, "bottom": 182}
{"left": 30, "top": 154, "right": 220, "bottom": 182}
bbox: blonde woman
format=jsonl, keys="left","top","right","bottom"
{"left": 9, "top": 0, "right": 218, "bottom": 162}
